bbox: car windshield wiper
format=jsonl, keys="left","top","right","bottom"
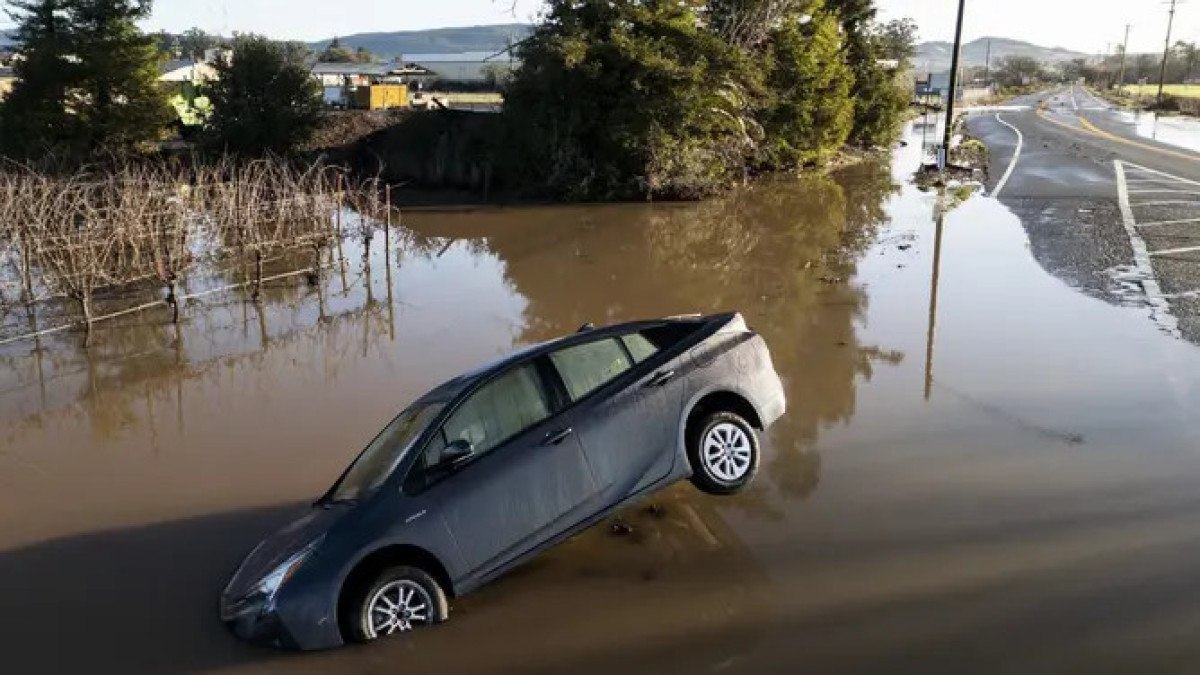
{"left": 316, "top": 496, "right": 358, "bottom": 508}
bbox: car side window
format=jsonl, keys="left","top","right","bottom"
{"left": 438, "top": 364, "right": 551, "bottom": 459}
{"left": 621, "top": 332, "right": 660, "bottom": 364}
{"left": 550, "top": 338, "right": 633, "bottom": 402}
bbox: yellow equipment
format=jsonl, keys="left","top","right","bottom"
{"left": 353, "top": 84, "right": 409, "bottom": 111}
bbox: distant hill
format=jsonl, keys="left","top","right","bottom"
{"left": 309, "top": 24, "right": 532, "bottom": 59}
{"left": 915, "top": 37, "right": 1088, "bottom": 74}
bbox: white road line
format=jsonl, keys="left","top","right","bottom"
{"left": 1150, "top": 245, "right": 1200, "bottom": 257}
{"left": 1115, "top": 160, "right": 1180, "bottom": 337}
{"left": 1127, "top": 189, "right": 1200, "bottom": 196}
{"left": 1137, "top": 218, "right": 1200, "bottom": 227}
{"left": 1121, "top": 162, "right": 1200, "bottom": 187}
{"left": 992, "top": 113, "right": 1023, "bottom": 199}
{"left": 1070, "top": 86, "right": 1079, "bottom": 112}
{"left": 1132, "top": 201, "right": 1200, "bottom": 208}
{"left": 961, "top": 105, "right": 1032, "bottom": 113}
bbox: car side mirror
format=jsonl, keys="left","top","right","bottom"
{"left": 440, "top": 439, "right": 474, "bottom": 467}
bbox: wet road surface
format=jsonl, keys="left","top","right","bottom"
{"left": 966, "top": 86, "right": 1200, "bottom": 341}
{"left": 4, "top": 127, "right": 1200, "bottom": 673}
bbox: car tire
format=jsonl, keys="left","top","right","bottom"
{"left": 687, "top": 411, "right": 760, "bottom": 495}
{"left": 348, "top": 566, "right": 449, "bottom": 643}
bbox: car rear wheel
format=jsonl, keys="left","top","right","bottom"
{"left": 351, "top": 566, "right": 448, "bottom": 642}
{"left": 687, "top": 411, "right": 759, "bottom": 495}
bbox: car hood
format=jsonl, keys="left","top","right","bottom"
{"left": 224, "top": 505, "right": 346, "bottom": 599}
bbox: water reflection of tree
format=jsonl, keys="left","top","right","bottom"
{"left": 484, "top": 168, "right": 904, "bottom": 515}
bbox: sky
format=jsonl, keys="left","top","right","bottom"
{"left": 877, "top": 0, "right": 1197, "bottom": 55}
{"left": 3, "top": 0, "right": 1197, "bottom": 54}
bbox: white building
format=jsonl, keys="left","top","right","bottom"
{"left": 159, "top": 59, "right": 219, "bottom": 84}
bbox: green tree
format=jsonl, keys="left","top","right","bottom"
{"left": 0, "top": 0, "right": 77, "bottom": 157}
{"left": 994, "top": 55, "right": 1044, "bottom": 87}
{"left": 504, "top": 0, "right": 760, "bottom": 200}
{"left": 70, "top": 0, "right": 171, "bottom": 151}
{"left": 760, "top": 2, "right": 854, "bottom": 168}
{"left": 354, "top": 46, "right": 374, "bottom": 64}
{"left": 178, "top": 27, "right": 221, "bottom": 60}
{"left": 150, "top": 29, "right": 176, "bottom": 55}
{"left": 874, "top": 18, "right": 917, "bottom": 63}
{"left": 1175, "top": 41, "right": 1197, "bottom": 83}
{"left": 0, "top": 0, "right": 168, "bottom": 159}
{"left": 203, "top": 34, "right": 324, "bottom": 155}
{"left": 826, "top": 0, "right": 910, "bottom": 147}
{"left": 318, "top": 35, "right": 356, "bottom": 63}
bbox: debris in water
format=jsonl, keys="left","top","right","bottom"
{"left": 610, "top": 521, "right": 633, "bottom": 536}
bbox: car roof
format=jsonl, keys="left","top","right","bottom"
{"left": 414, "top": 313, "right": 731, "bottom": 404}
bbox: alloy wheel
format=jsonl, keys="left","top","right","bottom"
{"left": 702, "top": 422, "right": 753, "bottom": 482}
{"left": 366, "top": 579, "right": 433, "bottom": 638}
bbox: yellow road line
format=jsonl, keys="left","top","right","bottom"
{"left": 1033, "top": 108, "right": 1199, "bottom": 163}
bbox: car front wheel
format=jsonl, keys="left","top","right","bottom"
{"left": 350, "top": 566, "right": 449, "bottom": 643}
{"left": 687, "top": 411, "right": 760, "bottom": 495}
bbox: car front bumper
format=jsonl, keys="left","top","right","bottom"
{"left": 220, "top": 594, "right": 301, "bottom": 649}
{"left": 220, "top": 585, "right": 345, "bottom": 651}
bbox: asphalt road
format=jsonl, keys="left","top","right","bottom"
{"left": 966, "top": 86, "right": 1200, "bottom": 342}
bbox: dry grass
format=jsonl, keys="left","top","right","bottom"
{"left": 1120, "top": 84, "right": 1200, "bottom": 100}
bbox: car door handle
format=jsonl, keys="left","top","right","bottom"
{"left": 542, "top": 428, "right": 574, "bottom": 446}
{"left": 645, "top": 370, "right": 676, "bottom": 388}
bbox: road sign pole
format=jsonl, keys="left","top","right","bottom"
{"left": 941, "top": 0, "right": 967, "bottom": 171}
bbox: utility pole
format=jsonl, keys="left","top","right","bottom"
{"left": 1118, "top": 24, "right": 1132, "bottom": 93}
{"left": 1104, "top": 43, "right": 1113, "bottom": 88}
{"left": 941, "top": 0, "right": 967, "bottom": 171}
{"left": 1157, "top": 0, "right": 1179, "bottom": 104}
{"left": 984, "top": 39, "right": 992, "bottom": 86}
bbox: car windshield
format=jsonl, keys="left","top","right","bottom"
{"left": 328, "top": 402, "right": 444, "bottom": 502}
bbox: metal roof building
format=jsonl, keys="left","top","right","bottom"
{"left": 400, "top": 51, "right": 517, "bottom": 84}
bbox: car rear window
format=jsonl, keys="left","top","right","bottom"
{"left": 641, "top": 322, "right": 704, "bottom": 349}
{"left": 551, "top": 339, "right": 632, "bottom": 401}
{"left": 621, "top": 333, "right": 660, "bottom": 363}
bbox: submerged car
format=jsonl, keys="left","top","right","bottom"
{"left": 221, "top": 312, "right": 786, "bottom": 650}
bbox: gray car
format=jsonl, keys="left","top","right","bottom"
{"left": 220, "top": 312, "right": 786, "bottom": 649}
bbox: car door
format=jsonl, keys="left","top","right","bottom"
{"left": 549, "top": 333, "right": 687, "bottom": 506}
{"left": 413, "top": 360, "right": 598, "bottom": 577}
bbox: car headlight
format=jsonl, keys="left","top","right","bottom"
{"left": 241, "top": 537, "right": 324, "bottom": 614}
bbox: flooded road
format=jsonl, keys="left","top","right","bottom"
{"left": 1118, "top": 109, "right": 1200, "bottom": 154}
{"left": 4, "top": 128, "right": 1200, "bottom": 674}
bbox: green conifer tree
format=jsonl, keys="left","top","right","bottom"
{"left": 69, "top": 0, "right": 171, "bottom": 151}
{"left": 0, "top": 0, "right": 170, "bottom": 159}
{"left": 0, "top": 0, "right": 78, "bottom": 157}
{"left": 761, "top": 1, "right": 854, "bottom": 168}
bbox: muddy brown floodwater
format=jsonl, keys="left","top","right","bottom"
{"left": 4, "top": 128, "right": 1200, "bottom": 674}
